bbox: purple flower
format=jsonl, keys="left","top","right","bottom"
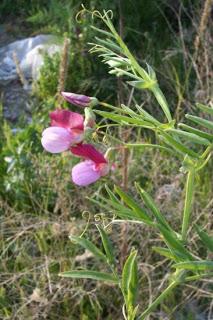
{"left": 70, "top": 144, "right": 109, "bottom": 186}
{"left": 41, "top": 109, "right": 84, "bottom": 153}
{"left": 61, "top": 92, "right": 98, "bottom": 108}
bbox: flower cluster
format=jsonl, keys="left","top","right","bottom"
{"left": 41, "top": 92, "right": 110, "bottom": 186}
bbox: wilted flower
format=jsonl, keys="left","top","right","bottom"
{"left": 61, "top": 92, "right": 98, "bottom": 108}
{"left": 41, "top": 109, "right": 84, "bottom": 153}
{"left": 70, "top": 144, "right": 109, "bottom": 186}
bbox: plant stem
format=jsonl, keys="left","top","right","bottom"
{"left": 181, "top": 168, "right": 195, "bottom": 241}
{"left": 138, "top": 272, "right": 183, "bottom": 320}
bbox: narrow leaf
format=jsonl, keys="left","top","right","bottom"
{"left": 96, "top": 225, "right": 116, "bottom": 265}
{"left": 196, "top": 103, "right": 213, "bottom": 116}
{"left": 114, "top": 185, "right": 152, "bottom": 223}
{"left": 59, "top": 270, "right": 119, "bottom": 283}
{"left": 168, "top": 128, "right": 211, "bottom": 146}
{"left": 186, "top": 114, "right": 213, "bottom": 131}
{"left": 122, "top": 250, "right": 138, "bottom": 309}
{"left": 159, "top": 131, "right": 199, "bottom": 158}
{"left": 173, "top": 261, "right": 213, "bottom": 271}
{"left": 69, "top": 235, "right": 107, "bottom": 263}
{"left": 178, "top": 123, "right": 213, "bottom": 142}
{"left": 195, "top": 225, "right": 213, "bottom": 252}
{"left": 181, "top": 169, "right": 195, "bottom": 241}
{"left": 135, "top": 184, "right": 172, "bottom": 231}
{"left": 95, "top": 110, "right": 153, "bottom": 127}
{"left": 152, "top": 246, "right": 183, "bottom": 261}
{"left": 158, "top": 224, "right": 193, "bottom": 261}
{"left": 151, "top": 84, "right": 172, "bottom": 122}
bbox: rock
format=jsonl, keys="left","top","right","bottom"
{"left": 0, "top": 34, "right": 61, "bottom": 84}
{"left": 0, "top": 34, "right": 62, "bottom": 122}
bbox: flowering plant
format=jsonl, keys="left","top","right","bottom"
{"left": 42, "top": 8, "right": 213, "bottom": 320}
{"left": 41, "top": 93, "right": 110, "bottom": 186}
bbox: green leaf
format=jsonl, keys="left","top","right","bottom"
{"left": 135, "top": 104, "right": 160, "bottom": 125}
{"left": 178, "top": 123, "right": 213, "bottom": 142}
{"left": 135, "top": 184, "right": 172, "bottom": 231}
{"left": 95, "top": 110, "right": 153, "bottom": 127}
{"left": 152, "top": 246, "right": 183, "bottom": 261}
{"left": 150, "top": 84, "right": 172, "bottom": 122}
{"left": 173, "top": 261, "right": 213, "bottom": 271}
{"left": 196, "top": 103, "right": 213, "bottom": 116}
{"left": 59, "top": 270, "right": 119, "bottom": 283}
{"left": 186, "top": 114, "right": 213, "bottom": 131}
{"left": 128, "top": 79, "right": 157, "bottom": 90}
{"left": 159, "top": 131, "right": 199, "bottom": 158}
{"left": 126, "top": 143, "right": 176, "bottom": 155}
{"left": 69, "top": 235, "right": 108, "bottom": 264}
{"left": 195, "top": 225, "right": 213, "bottom": 252}
{"left": 168, "top": 128, "right": 211, "bottom": 146}
{"left": 121, "top": 250, "right": 138, "bottom": 311}
{"left": 96, "top": 225, "right": 116, "bottom": 266}
{"left": 181, "top": 169, "right": 195, "bottom": 241}
{"left": 91, "top": 26, "right": 115, "bottom": 38}
{"left": 158, "top": 224, "right": 193, "bottom": 261}
{"left": 89, "top": 195, "right": 143, "bottom": 222}
{"left": 114, "top": 185, "right": 152, "bottom": 223}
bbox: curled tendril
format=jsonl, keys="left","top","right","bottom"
{"left": 94, "top": 213, "right": 106, "bottom": 222}
{"left": 75, "top": 4, "right": 113, "bottom": 24}
{"left": 78, "top": 211, "right": 91, "bottom": 237}
{"left": 103, "top": 10, "right": 113, "bottom": 20}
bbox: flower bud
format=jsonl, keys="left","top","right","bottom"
{"left": 61, "top": 92, "right": 98, "bottom": 108}
{"left": 84, "top": 107, "right": 96, "bottom": 129}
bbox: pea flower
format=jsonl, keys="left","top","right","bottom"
{"left": 70, "top": 144, "right": 109, "bottom": 186}
{"left": 61, "top": 92, "right": 98, "bottom": 108}
{"left": 41, "top": 109, "right": 84, "bottom": 153}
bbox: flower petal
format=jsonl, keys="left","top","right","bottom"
{"left": 71, "top": 160, "right": 101, "bottom": 186}
{"left": 50, "top": 109, "right": 84, "bottom": 130}
{"left": 70, "top": 144, "right": 107, "bottom": 164}
{"left": 41, "top": 127, "right": 73, "bottom": 153}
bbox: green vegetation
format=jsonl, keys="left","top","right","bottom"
{"left": 0, "top": 1, "right": 212, "bottom": 319}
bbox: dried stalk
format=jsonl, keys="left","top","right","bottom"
{"left": 12, "top": 52, "right": 28, "bottom": 88}
{"left": 194, "top": 0, "right": 212, "bottom": 52}
{"left": 57, "top": 37, "right": 70, "bottom": 106}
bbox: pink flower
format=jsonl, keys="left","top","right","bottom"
{"left": 41, "top": 109, "right": 84, "bottom": 153}
{"left": 70, "top": 144, "right": 109, "bottom": 186}
{"left": 61, "top": 92, "right": 98, "bottom": 108}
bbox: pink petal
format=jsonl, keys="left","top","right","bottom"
{"left": 61, "top": 92, "right": 91, "bottom": 107}
{"left": 50, "top": 109, "right": 84, "bottom": 130}
{"left": 71, "top": 160, "right": 101, "bottom": 186}
{"left": 41, "top": 127, "right": 73, "bottom": 153}
{"left": 70, "top": 144, "right": 107, "bottom": 164}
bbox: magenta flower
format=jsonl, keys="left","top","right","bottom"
{"left": 70, "top": 144, "right": 109, "bottom": 186}
{"left": 61, "top": 92, "right": 98, "bottom": 108}
{"left": 41, "top": 109, "right": 84, "bottom": 153}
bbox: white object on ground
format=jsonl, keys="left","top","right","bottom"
{"left": 0, "top": 35, "right": 61, "bottom": 85}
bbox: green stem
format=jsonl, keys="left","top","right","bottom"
{"left": 181, "top": 168, "right": 195, "bottom": 241}
{"left": 138, "top": 273, "right": 182, "bottom": 319}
